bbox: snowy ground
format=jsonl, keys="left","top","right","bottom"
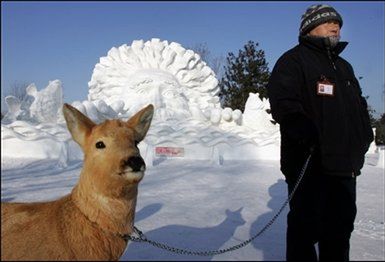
{"left": 1, "top": 153, "right": 384, "bottom": 261}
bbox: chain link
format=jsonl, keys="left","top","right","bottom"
{"left": 125, "top": 152, "right": 313, "bottom": 256}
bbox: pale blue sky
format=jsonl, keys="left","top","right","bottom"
{"left": 1, "top": 1, "right": 384, "bottom": 117}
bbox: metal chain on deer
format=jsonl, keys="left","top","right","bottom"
{"left": 124, "top": 151, "right": 313, "bottom": 256}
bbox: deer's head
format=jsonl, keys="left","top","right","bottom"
{"left": 62, "top": 103, "right": 154, "bottom": 198}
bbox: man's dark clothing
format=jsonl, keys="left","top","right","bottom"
{"left": 286, "top": 161, "right": 357, "bottom": 261}
{"left": 267, "top": 36, "right": 373, "bottom": 261}
{"left": 268, "top": 36, "right": 373, "bottom": 178}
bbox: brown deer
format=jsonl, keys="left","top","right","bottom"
{"left": 1, "top": 103, "right": 154, "bottom": 261}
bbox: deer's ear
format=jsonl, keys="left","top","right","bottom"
{"left": 62, "top": 103, "right": 95, "bottom": 147}
{"left": 127, "top": 104, "right": 154, "bottom": 142}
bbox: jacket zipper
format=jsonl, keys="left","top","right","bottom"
{"left": 326, "top": 47, "right": 337, "bottom": 71}
{"left": 326, "top": 46, "right": 355, "bottom": 176}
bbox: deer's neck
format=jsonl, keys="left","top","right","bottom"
{"left": 71, "top": 174, "right": 138, "bottom": 236}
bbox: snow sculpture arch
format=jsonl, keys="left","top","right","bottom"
{"left": 88, "top": 38, "right": 220, "bottom": 120}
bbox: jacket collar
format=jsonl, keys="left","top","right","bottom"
{"left": 299, "top": 35, "right": 348, "bottom": 56}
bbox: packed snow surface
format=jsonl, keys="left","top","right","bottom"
{"left": 1, "top": 154, "right": 384, "bottom": 260}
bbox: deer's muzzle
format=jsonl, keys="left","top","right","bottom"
{"left": 123, "top": 156, "right": 146, "bottom": 172}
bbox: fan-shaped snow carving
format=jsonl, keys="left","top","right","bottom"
{"left": 88, "top": 38, "right": 220, "bottom": 120}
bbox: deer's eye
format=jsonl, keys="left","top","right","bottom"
{"left": 95, "top": 141, "right": 106, "bottom": 149}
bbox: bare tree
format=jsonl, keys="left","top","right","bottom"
{"left": 210, "top": 55, "right": 225, "bottom": 79}
{"left": 5, "top": 81, "right": 30, "bottom": 101}
{"left": 188, "top": 43, "right": 225, "bottom": 78}
{"left": 2, "top": 81, "right": 31, "bottom": 117}
{"left": 189, "top": 42, "right": 211, "bottom": 63}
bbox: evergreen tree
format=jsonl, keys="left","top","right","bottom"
{"left": 219, "top": 41, "right": 270, "bottom": 112}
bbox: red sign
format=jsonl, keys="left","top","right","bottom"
{"left": 155, "top": 147, "right": 184, "bottom": 157}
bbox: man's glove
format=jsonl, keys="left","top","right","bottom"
{"left": 280, "top": 113, "right": 319, "bottom": 151}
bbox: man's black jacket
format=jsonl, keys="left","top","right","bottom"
{"left": 268, "top": 36, "right": 374, "bottom": 178}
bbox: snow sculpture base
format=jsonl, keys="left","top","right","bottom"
{"left": 142, "top": 117, "right": 280, "bottom": 166}
{"left": 1, "top": 121, "right": 82, "bottom": 169}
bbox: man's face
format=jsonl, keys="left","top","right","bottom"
{"left": 308, "top": 20, "right": 341, "bottom": 38}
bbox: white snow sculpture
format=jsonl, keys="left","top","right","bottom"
{"left": 189, "top": 98, "right": 209, "bottom": 121}
{"left": 232, "top": 109, "right": 243, "bottom": 125}
{"left": 3, "top": 90, "right": 35, "bottom": 124}
{"left": 27, "top": 80, "right": 63, "bottom": 123}
{"left": 210, "top": 108, "right": 222, "bottom": 126}
{"left": 221, "top": 107, "right": 233, "bottom": 122}
{"left": 88, "top": 38, "right": 223, "bottom": 122}
{"left": 243, "top": 93, "right": 276, "bottom": 132}
{"left": 84, "top": 38, "right": 281, "bottom": 163}
{"left": 55, "top": 99, "right": 129, "bottom": 125}
{"left": 1, "top": 38, "right": 282, "bottom": 166}
{"left": 3, "top": 96, "right": 22, "bottom": 123}
{"left": 110, "top": 100, "right": 125, "bottom": 114}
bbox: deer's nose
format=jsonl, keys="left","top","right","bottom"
{"left": 124, "top": 156, "right": 145, "bottom": 172}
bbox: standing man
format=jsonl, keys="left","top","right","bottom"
{"left": 267, "top": 4, "right": 374, "bottom": 261}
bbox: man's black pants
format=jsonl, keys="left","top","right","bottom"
{"left": 285, "top": 170, "right": 357, "bottom": 261}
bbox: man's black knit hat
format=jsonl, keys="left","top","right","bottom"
{"left": 300, "top": 4, "right": 343, "bottom": 35}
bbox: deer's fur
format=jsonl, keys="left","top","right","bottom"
{"left": 1, "top": 103, "right": 154, "bottom": 261}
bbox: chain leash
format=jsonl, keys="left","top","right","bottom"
{"left": 124, "top": 151, "right": 313, "bottom": 256}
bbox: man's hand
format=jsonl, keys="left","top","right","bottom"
{"left": 280, "top": 113, "right": 319, "bottom": 153}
